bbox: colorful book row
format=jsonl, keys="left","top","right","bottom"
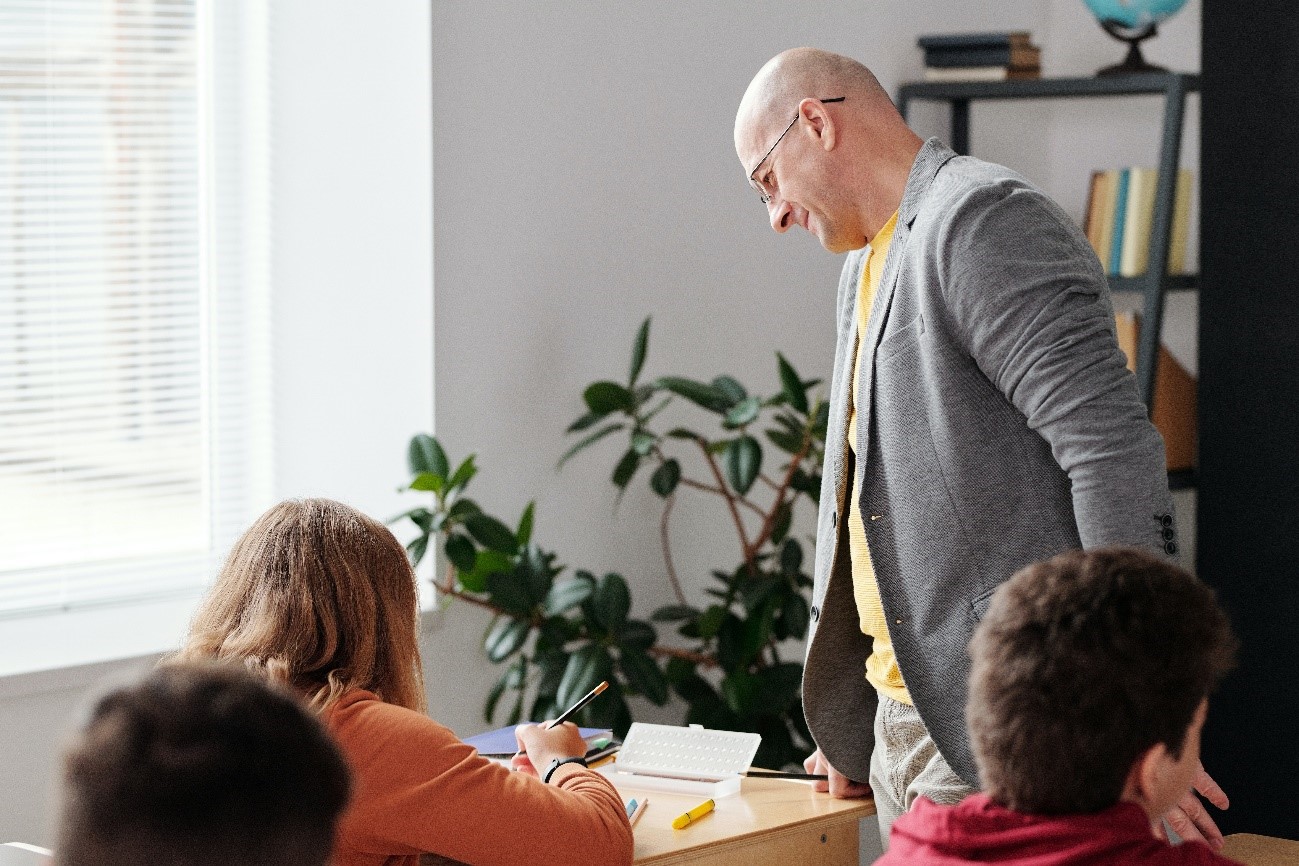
{"left": 1083, "top": 168, "right": 1193, "bottom": 277}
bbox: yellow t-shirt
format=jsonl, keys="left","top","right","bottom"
{"left": 846, "top": 210, "right": 911, "bottom": 706}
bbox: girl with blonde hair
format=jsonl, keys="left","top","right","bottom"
{"left": 174, "top": 498, "right": 632, "bottom": 866}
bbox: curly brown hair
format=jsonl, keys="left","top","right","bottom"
{"left": 57, "top": 663, "right": 350, "bottom": 866}
{"left": 967, "top": 547, "right": 1236, "bottom": 815}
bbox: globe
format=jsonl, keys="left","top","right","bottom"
{"left": 1082, "top": 0, "right": 1189, "bottom": 76}
{"left": 1083, "top": 0, "right": 1188, "bottom": 31}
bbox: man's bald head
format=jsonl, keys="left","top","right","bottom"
{"left": 735, "top": 48, "right": 894, "bottom": 150}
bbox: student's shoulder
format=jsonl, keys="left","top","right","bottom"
{"left": 322, "top": 690, "right": 458, "bottom": 749}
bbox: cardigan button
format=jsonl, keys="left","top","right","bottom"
{"left": 811, "top": 605, "right": 821, "bottom": 622}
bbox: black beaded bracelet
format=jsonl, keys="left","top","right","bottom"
{"left": 542, "top": 755, "right": 589, "bottom": 784}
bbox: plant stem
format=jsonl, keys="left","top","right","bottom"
{"left": 660, "top": 493, "right": 688, "bottom": 607}
{"left": 697, "top": 439, "right": 756, "bottom": 573}
{"left": 435, "top": 562, "right": 507, "bottom": 614}
{"left": 648, "top": 645, "right": 718, "bottom": 668}
{"left": 749, "top": 435, "right": 813, "bottom": 554}
{"left": 678, "top": 477, "right": 766, "bottom": 518}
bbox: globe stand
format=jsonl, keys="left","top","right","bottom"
{"left": 1096, "top": 19, "right": 1168, "bottom": 77}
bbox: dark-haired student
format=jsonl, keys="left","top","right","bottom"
{"left": 56, "top": 662, "right": 350, "bottom": 866}
{"left": 876, "top": 548, "right": 1241, "bottom": 866}
{"left": 172, "top": 498, "right": 633, "bottom": 866}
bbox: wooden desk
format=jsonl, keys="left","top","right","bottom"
{"left": 1221, "top": 834, "right": 1299, "bottom": 866}
{"left": 614, "top": 776, "right": 876, "bottom": 866}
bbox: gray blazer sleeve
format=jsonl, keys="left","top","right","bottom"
{"left": 936, "top": 181, "right": 1173, "bottom": 552}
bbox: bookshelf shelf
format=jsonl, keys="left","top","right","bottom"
{"left": 898, "top": 72, "right": 1199, "bottom": 488}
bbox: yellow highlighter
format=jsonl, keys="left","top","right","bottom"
{"left": 671, "top": 798, "right": 715, "bottom": 830}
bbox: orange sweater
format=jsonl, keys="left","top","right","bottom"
{"left": 321, "top": 690, "right": 634, "bottom": 866}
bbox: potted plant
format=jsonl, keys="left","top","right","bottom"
{"left": 393, "top": 319, "right": 827, "bottom": 769}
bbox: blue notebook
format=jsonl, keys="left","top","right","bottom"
{"left": 463, "top": 724, "right": 611, "bottom": 757}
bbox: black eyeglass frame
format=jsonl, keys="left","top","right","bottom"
{"left": 747, "top": 96, "right": 846, "bottom": 205}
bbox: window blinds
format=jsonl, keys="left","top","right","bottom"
{"left": 0, "top": 0, "right": 271, "bottom": 617}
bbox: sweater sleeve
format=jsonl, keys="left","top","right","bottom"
{"left": 326, "top": 694, "right": 633, "bottom": 866}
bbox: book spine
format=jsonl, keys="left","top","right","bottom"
{"left": 1167, "top": 169, "right": 1193, "bottom": 274}
{"left": 1096, "top": 169, "right": 1120, "bottom": 269}
{"left": 1109, "top": 169, "right": 1130, "bottom": 276}
{"left": 1120, "top": 168, "right": 1157, "bottom": 277}
{"left": 1083, "top": 170, "right": 1104, "bottom": 256}
{"left": 925, "top": 47, "right": 1011, "bottom": 68}
{"left": 917, "top": 31, "right": 1028, "bottom": 50}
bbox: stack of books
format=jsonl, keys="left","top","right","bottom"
{"left": 918, "top": 32, "right": 1042, "bottom": 81}
{"left": 1083, "top": 168, "right": 1194, "bottom": 277}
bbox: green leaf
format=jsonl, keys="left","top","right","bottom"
{"left": 631, "top": 431, "right": 656, "bottom": 456}
{"left": 629, "top": 317, "right": 651, "bottom": 386}
{"left": 405, "top": 534, "right": 430, "bottom": 567}
{"left": 446, "top": 498, "right": 482, "bottom": 522}
{"left": 408, "top": 434, "right": 450, "bottom": 478}
{"left": 655, "top": 377, "right": 732, "bottom": 413}
{"left": 516, "top": 501, "right": 536, "bottom": 548}
{"left": 617, "top": 619, "right": 657, "bottom": 653}
{"left": 409, "top": 472, "right": 445, "bottom": 493}
{"left": 711, "top": 375, "right": 747, "bottom": 405}
{"left": 697, "top": 604, "right": 728, "bottom": 639}
{"left": 555, "top": 644, "right": 614, "bottom": 711}
{"left": 444, "top": 534, "right": 476, "bottom": 573}
{"left": 448, "top": 455, "right": 478, "bottom": 490}
{"left": 782, "top": 592, "right": 811, "bottom": 640}
{"left": 780, "top": 539, "right": 804, "bottom": 576}
{"left": 649, "top": 459, "right": 681, "bottom": 498}
{"left": 567, "top": 412, "right": 602, "bottom": 433}
{"left": 534, "top": 649, "right": 568, "bottom": 699}
{"left": 651, "top": 604, "right": 700, "bottom": 622}
{"left": 665, "top": 428, "right": 702, "bottom": 441}
{"left": 543, "top": 573, "right": 594, "bottom": 616}
{"left": 558, "top": 422, "right": 626, "bottom": 468}
{"left": 765, "top": 428, "right": 804, "bottom": 455}
{"left": 465, "top": 514, "right": 518, "bottom": 554}
{"left": 584, "top": 380, "right": 636, "bottom": 415}
{"left": 486, "top": 570, "right": 534, "bottom": 615}
{"left": 755, "top": 662, "right": 805, "bottom": 715}
{"left": 723, "top": 396, "right": 762, "bottom": 429}
{"left": 484, "top": 616, "right": 530, "bottom": 663}
{"left": 611, "top": 449, "right": 640, "bottom": 489}
{"left": 593, "top": 573, "right": 631, "bottom": 631}
{"left": 724, "top": 435, "right": 762, "bottom": 495}
{"left": 790, "top": 468, "right": 820, "bottom": 499}
{"left": 484, "top": 658, "right": 525, "bottom": 724}
{"left": 721, "top": 668, "right": 760, "bottom": 715}
{"left": 505, "top": 689, "right": 525, "bottom": 726}
{"left": 716, "top": 612, "right": 748, "bottom": 669}
{"left": 460, "top": 549, "right": 513, "bottom": 593}
{"left": 777, "top": 352, "right": 808, "bottom": 414}
{"left": 619, "top": 650, "right": 669, "bottom": 705}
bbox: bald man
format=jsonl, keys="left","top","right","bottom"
{"left": 734, "top": 49, "right": 1227, "bottom": 848}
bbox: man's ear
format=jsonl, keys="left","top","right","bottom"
{"left": 1123, "top": 741, "right": 1172, "bottom": 819}
{"left": 797, "top": 98, "right": 837, "bottom": 152}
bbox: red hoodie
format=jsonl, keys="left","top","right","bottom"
{"left": 876, "top": 794, "right": 1242, "bottom": 866}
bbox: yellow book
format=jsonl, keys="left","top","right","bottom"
{"left": 1167, "top": 169, "right": 1193, "bottom": 275}
{"left": 1120, "top": 168, "right": 1159, "bottom": 277}
{"left": 1083, "top": 170, "right": 1108, "bottom": 260}
{"left": 1094, "top": 169, "right": 1121, "bottom": 269}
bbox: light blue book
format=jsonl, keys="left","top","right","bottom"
{"left": 1109, "top": 168, "right": 1130, "bottom": 276}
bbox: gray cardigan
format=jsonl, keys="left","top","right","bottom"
{"left": 802, "top": 139, "right": 1176, "bottom": 787}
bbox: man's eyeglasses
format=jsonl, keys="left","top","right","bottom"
{"left": 748, "top": 97, "right": 845, "bottom": 205}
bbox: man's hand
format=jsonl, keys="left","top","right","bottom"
{"left": 804, "top": 748, "right": 872, "bottom": 799}
{"left": 1155, "top": 762, "right": 1229, "bottom": 850}
{"left": 512, "top": 721, "right": 589, "bottom": 779}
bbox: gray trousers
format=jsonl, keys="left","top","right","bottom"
{"left": 869, "top": 694, "right": 974, "bottom": 848}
